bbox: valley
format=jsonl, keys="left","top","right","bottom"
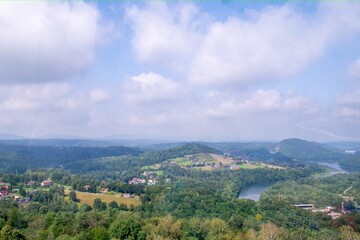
{"left": 0, "top": 138, "right": 359, "bottom": 239}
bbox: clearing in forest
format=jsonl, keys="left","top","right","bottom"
{"left": 64, "top": 190, "right": 141, "bottom": 207}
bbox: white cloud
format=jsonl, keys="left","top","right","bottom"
{"left": 190, "top": 2, "right": 360, "bottom": 85}
{"left": 241, "top": 90, "right": 282, "bottom": 111}
{"left": 1, "top": 2, "right": 359, "bottom": 141}
{"left": 204, "top": 89, "right": 317, "bottom": 118}
{"left": 0, "top": 1, "right": 111, "bottom": 83}
{"left": 126, "top": 2, "right": 207, "bottom": 71}
{"left": 125, "top": 72, "right": 180, "bottom": 103}
{"left": 0, "top": 83, "right": 118, "bottom": 137}
{"left": 0, "top": 83, "right": 72, "bottom": 111}
{"left": 126, "top": 2, "right": 360, "bottom": 86}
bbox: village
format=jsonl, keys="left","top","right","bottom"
{"left": 0, "top": 170, "right": 168, "bottom": 204}
{"left": 294, "top": 185, "right": 360, "bottom": 219}
{"left": 0, "top": 180, "right": 54, "bottom": 205}
{"left": 0, "top": 178, "right": 142, "bottom": 208}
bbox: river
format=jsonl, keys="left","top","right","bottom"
{"left": 238, "top": 162, "right": 348, "bottom": 201}
{"left": 314, "top": 161, "right": 349, "bottom": 177}
{"left": 238, "top": 183, "right": 273, "bottom": 201}
{"left": 316, "top": 162, "right": 347, "bottom": 172}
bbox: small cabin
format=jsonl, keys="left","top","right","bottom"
{"left": 294, "top": 204, "right": 315, "bottom": 210}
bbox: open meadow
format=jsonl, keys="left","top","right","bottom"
{"left": 65, "top": 190, "right": 141, "bottom": 207}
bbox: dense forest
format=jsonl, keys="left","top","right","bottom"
{"left": 0, "top": 140, "right": 359, "bottom": 239}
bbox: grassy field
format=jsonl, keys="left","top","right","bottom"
{"left": 237, "top": 162, "right": 285, "bottom": 170}
{"left": 142, "top": 163, "right": 161, "bottom": 170}
{"left": 237, "top": 164, "right": 263, "bottom": 169}
{"left": 64, "top": 190, "right": 140, "bottom": 207}
{"left": 173, "top": 157, "right": 193, "bottom": 167}
{"left": 197, "top": 153, "right": 215, "bottom": 163}
{"left": 153, "top": 170, "right": 164, "bottom": 176}
{"left": 210, "top": 154, "right": 234, "bottom": 165}
{"left": 173, "top": 154, "right": 216, "bottom": 167}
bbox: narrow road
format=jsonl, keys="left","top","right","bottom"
{"left": 343, "top": 186, "right": 353, "bottom": 194}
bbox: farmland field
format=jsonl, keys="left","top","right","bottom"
{"left": 172, "top": 157, "right": 193, "bottom": 167}
{"left": 210, "top": 154, "right": 234, "bottom": 165}
{"left": 65, "top": 190, "right": 141, "bottom": 207}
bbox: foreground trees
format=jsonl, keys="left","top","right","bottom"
{"left": 0, "top": 167, "right": 360, "bottom": 239}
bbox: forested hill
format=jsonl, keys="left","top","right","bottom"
{"left": 0, "top": 142, "right": 221, "bottom": 174}
{"left": 0, "top": 145, "right": 142, "bottom": 174}
{"left": 164, "top": 143, "right": 222, "bottom": 155}
{"left": 0, "top": 138, "right": 169, "bottom": 147}
{"left": 204, "top": 138, "right": 360, "bottom": 169}
{"left": 1, "top": 137, "right": 359, "bottom": 174}
{"left": 273, "top": 138, "right": 342, "bottom": 161}
{"left": 64, "top": 143, "right": 223, "bottom": 174}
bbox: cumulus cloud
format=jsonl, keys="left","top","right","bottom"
{"left": 126, "top": 2, "right": 207, "bottom": 71}
{"left": 126, "top": 2, "right": 360, "bottom": 86}
{"left": 0, "top": 83, "right": 80, "bottom": 111}
{"left": 190, "top": 2, "right": 360, "bottom": 85}
{"left": 204, "top": 89, "right": 317, "bottom": 118}
{"left": 0, "top": 1, "right": 111, "bottom": 84}
{"left": 125, "top": 72, "right": 180, "bottom": 103}
{"left": 0, "top": 83, "right": 117, "bottom": 137}
{"left": 2, "top": 1, "right": 359, "bottom": 141}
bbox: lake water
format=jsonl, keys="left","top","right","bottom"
{"left": 316, "top": 162, "right": 349, "bottom": 176}
{"left": 238, "top": 183, "right": 273, "bottom": 201}
{"left": 316, "top": 162, "right": 347, "bottom": 172}
{"left": 238, "top": 162, "right": 349, "bottom": 201}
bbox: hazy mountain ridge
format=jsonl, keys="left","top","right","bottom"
{"left": 0, "top": 144, "right": 143, "bottom": 174}
{"left": 0, "top": 133, "right": 24, "bottom": 140}
{"left": 0, "top": 138, "right": 359, "bottom": 174}
{"left": 0, "top": 142, "right": 222, "bottom": 174}
{"left": 272, "top": 138, "right": 342, "bottom": 162}
{"left": 326, "top": 141, "right": 360, "bottom": 151}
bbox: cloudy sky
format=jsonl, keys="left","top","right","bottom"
{"left": 0, "top": 1, "right": 360, "bottom": 142}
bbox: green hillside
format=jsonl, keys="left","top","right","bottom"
{"left": 0, "top": 145, "right": 143, "bottom": 174}
{"left": 273, "top": 138, "right": 341, "bottom": 162}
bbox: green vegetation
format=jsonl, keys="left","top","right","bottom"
{"left": 262, "top": 181, "right": 344, "bottom": 207}
{"left": 0, "top": 140, "right": 359, "bottom": 239}
{"left": 64, "top": 190, "right": 140, "bottom": 207}
{"left": 262, "top": 173, "right": 360, "bottom": 209}
{"left": 172, "top": 157, "right": 193, "bottom": 167}
{"left": 274, "top": 138, "right": 341, "bottom": 161}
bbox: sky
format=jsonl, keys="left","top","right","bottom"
{"left": 0, "top": 0, "right": 360, "bottom": 142}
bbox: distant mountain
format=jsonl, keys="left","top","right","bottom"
{"left": 102, "top": 135, "right": 172, "bottom": 144}
{"left": 272, "top": 138, "right": 341, "bottom": 162}
{"left": 0, "top": 133, "right": 24, "bottom": 139}
{"left": 0, "top": 144, "right": 143, "bottom": 174}
{"left": 326, "top": 141, "right": 360, "bottom": 151}
{"left": 171, "top": 143, "right": 223, "bottom": 155}
{"left": 148, "top": 143, "right": 223, "bottom": 157}
{"left": 204, "top": 142, "right": 275, "bottom": 156}
{"left": 144, "top": 142, "right": 185, "bottom": 150}
{"left": 0, "top": 138, "right": 175, "bottom": 147}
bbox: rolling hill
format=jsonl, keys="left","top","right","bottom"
{"left": 272, "top": 138, "right": 341, "bottom": 162}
